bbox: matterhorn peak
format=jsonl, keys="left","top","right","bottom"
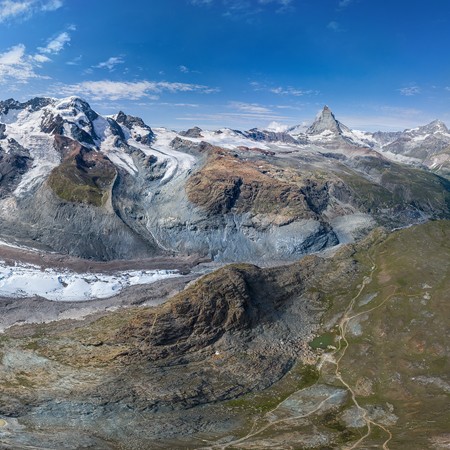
{"left": 306, "top": 105, "right": 344, "bottom": 135}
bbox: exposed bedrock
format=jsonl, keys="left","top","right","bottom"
{"left": 0, "top": 97, "right": 449, "bottom": 262}
{"left": 0, "top": 184, "right": 160, "bottom": 260}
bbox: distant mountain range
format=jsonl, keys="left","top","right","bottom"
{"left": 0, "top": 96, "right": 449, "bottom": 261}
{"left": 244, "top": 105, "right": 450, "bottom": 176}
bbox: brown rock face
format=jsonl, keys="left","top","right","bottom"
{"left": 119, "top": 264, "right": 260, "bottom": 359}
{"left": 185, "top": 149, "right": 323, "bottom": 220}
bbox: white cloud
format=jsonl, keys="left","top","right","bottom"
{"left": 399, "top": 86, "right": 420, "bottom": 96}
{"left": 157, "top": 81, "right": 218, "bottom": 93}
{"left": 178, "top": 65, "right": 201, "bottom": 74}
{"left": 66, "top": 54, "right": 82, "bottom": 66}
{"left": 327, "top": 21, "right": 341, "bottom": 32}
{"left": 338, "top": 0, "right": 353, "bottom": 7}
{"left": 0, "top": 44, "right": 41, "bottom": 83}
{"left": 259, "top": 0, "right": 292, "bottom": 4}
{"left": 189, "top": 0, "right": 213, "bottom": 4}
{"left": 40, "top": 0, "right": 62, "bottom": 11}
{"left": 340, "top": 113, "right": 430, "bottom": 132}
{"left": 38, "top": 31, "right": 70, "bottom": 54}
{"left": 229, "top": 101, "right": 271, "bottom": 114}
{"left": 0, "top": 28, "right": 70, "bottom": 84}
{"left": 178, "top": 65, "right": 202, "bottom": 74}
{"left": 190, "top": 0, "right": 293, "bottom": 16}
{"left": 445, "top": 86, "right": 450, "bottom": 92}
{"left": 191, "top": 0, "right": 293, "bottom": 5}
{"left": 175, "top": 111, "right": 293, "bottom": 128}
{"left": 94, "top": 56, "right": 124, "bottom": 71}
{"left": 258, "top": 0, "right": 292, "bottom": 8}
{"left": 0, "top": 44, "right": 24, "bottom": 65}
{"left": 32, "top": 53, "right": 51, "bottom": 63}
{"left": 338, "top": 104, "right": 431, "bottom": 131}
{"left": 0, "top": 0, "right": 30, "bottom": 22}
{"left": 270, "top": 86, "right": 316, "bottom": 96}
{"left": 274, "top": 104, "right": 305, "bottom": 111}
{"left": 258, "top": 0, "right": 293, "bottom": 10}
{"left": 266, "top": 121, "right": 289, "bottom": 132}
{"left": 157, "top": 102, "right": 200, "bottom": 107}
{"left": 0, "top": 0, "right": 63, "bottom": 23}
{"left": 53, "top": 80, "right": 219, "bottom": 101}
{"left": 177, "top": 100, "right": 295, "bottom": 126}
{"left": 251, "top": 81, "right": 318, "bottom": 97}
{"left": 222, "top": 2, "right": 262, "bottom": 22}
{"left": 379, "top": 106, "right": 421, "bottom": 116}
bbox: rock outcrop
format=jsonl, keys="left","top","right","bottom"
{"left": 0, "top": 97, "right": 449, "bottom": 261}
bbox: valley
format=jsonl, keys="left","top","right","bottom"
{"left": 0, "top": 96, "right": 449, "bottom": 449}
{"left": 0, "top": 221, "right": 448, "bottom": 449}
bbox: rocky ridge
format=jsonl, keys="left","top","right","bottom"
{"left": 0, "top": 229, "right": 362, "bottom": 447}
{"left": 0, "top": 97, "right": 449, "bottom": 262}
{"left": 1, "top": 221, "right": 447, "bottom": 448}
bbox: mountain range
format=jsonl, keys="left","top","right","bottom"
{"left": 1, "top": 96, "right": 449, "bottom": 449}
{"left": 0, "top": 96, "right": 449, "bottom": 262}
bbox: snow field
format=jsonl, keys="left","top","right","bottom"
{"left": 0, "top": 260, "right": 180, "bottom": 301}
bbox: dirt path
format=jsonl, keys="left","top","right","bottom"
{"left": 326, "top": 254, "right": 394, "bottom": 450}
{"left": 203, "top": 252, "right": 396, "bottom": 450}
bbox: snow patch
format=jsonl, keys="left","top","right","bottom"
{"left": 0, "top": 260, "right": 180, "bottom": 301}
{"left": 178, "top": 127, "right": 270, "bottom": 150}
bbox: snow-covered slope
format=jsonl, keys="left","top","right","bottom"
{"left": 0, "top": 96, "right": 449, "bottom": 263}
{"left": 0, "top": 260, "right": 179, "bottom": 301}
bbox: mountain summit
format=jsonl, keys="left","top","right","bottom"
{"left": 306, "top": 105, "right": 347, "bottom": 135}
{"left": 414, "top": 119, "right": 449, "bottom": 135}
{"left": 0, "top": 95, "right": 449, "bottom": 261}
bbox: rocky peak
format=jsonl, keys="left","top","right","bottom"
{"left": 179, "top": 126, "right": 203, "bottom": 138}
{"left": 419, "top": 119, "right": 449, "bottom": 135}
{"left": 115, "top": 110, "right": 155, "bottom": 145}
{"left": 24, "top": 97, "right": 54, "bottom": 112}
{"left": 307, "top": 105, "right": 345, "bottom": 135}
{"left": 0, "top": 97, "right": 53, "bottom": 116}
{"left": 54, "top": 96, "right": 98, "bottom": 123}
{"left": 115, "top": 110, "right": 149, "bottom": 130}
{"left": 0, "top": 98, "right": 20, "bottom": 115}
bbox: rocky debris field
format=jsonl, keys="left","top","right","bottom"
{"left": 0, "top": 221, "right": 447, "bottom": 448}
{"left": 0, "top": 96, "right": 449, "bottom": 449}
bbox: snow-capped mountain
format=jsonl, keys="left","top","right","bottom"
{"left": 372, "top": 119, "right": 450, "bottom": 172}
{"left": 245, "top": 105, "right": 450, "bottom": 174}
{"left": 0, "top": 96, "right": 449, "bottom": 262}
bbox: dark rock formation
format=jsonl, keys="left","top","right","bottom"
{"left": 115, "top": 110, "right": 154, "bottom": 145}
{"left": 179, "top": 126, "right": 203, "bottom": 138}
{"left": 0, "top": 143, "right": 32, "bottom": 198}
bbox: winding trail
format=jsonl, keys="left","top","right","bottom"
{"left": 203, "top": 251, "right": 397, "bottom": 450}
{"left": 323, "top": 254, "right": 395, "bottom": 450}
{"left": 200, "top": 386, "right": 339, "bottom": 450}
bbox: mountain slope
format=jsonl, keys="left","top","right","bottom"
{"left": 0, "top": 97, "right": 449, "bottom": 262}
{"left": 1, "top": 220, "right": 448, "bottom": 448}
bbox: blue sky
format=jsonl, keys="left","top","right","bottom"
{"left": 0, "top": 0, "right": 449, "bottom": 131}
